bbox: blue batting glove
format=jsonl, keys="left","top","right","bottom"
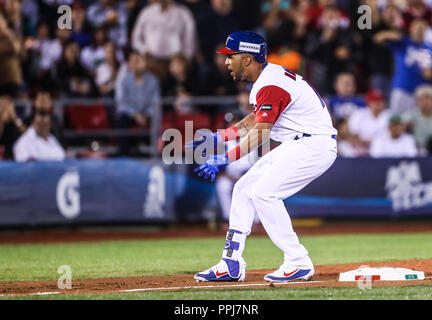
{"left": 194, "top": 154, "right": 230, "bottom": 182}
{"left": 185, "top": 130, "right": 222, "bottom": 157}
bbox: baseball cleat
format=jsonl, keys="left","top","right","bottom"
{"left": 264, "top": 265, "right": 314, "bottom": 282}
{"left": 194, "top": 258, "right": 246, "bottom": 282}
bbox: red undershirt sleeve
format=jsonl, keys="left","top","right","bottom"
{"left": 254, "top": 85, "right": 292, "bottom": 123}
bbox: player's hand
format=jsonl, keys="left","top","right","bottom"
{"left": 185, "top": 130, "right": 222, "bottom": 157}
{"left": 194, "top": 154, "right": 230, "bottom": 182}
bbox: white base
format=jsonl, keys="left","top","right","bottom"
{"left": 339, "top": 267, "right": 425, "bottom": 282}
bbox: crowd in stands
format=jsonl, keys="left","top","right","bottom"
{"left": 0, "top": 0, "right": 432, "bottom": 161}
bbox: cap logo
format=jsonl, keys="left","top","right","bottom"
{"left": 226, "top": 36, "right": 234, "bottom": 45}
{"left": 239, "top": 41, "right": 261, "bottom": 53}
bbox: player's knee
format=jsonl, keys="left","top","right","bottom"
{"left": 232, "top": 179, "right": 250, "bottom": 199}
{"left": 249, "top": 186, "right": 275, "bottom": 202}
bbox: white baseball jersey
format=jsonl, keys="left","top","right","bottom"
{"left": 249, "top": 63, "right": 337, "bottom": 142}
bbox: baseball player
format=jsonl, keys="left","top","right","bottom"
{"left": 187, "top": 31, "right": 337, "bottom": 282}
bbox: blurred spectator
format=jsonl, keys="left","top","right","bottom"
{"left": 80, "top": 27, "right": 109, "bottom": 75}
{"left": 403, "top": 84, "right": 432, "bottom": 155}
{"left": 402, "top": 0, "right": 432, "bottom": 31}
{"left": 201, "top": 45, "right": 237, "bottom": 96}
{"left": 55, "top": 41, "right": 96, "bottom": 97}
{"left": 162, "top": 53, "right": 199, "bottom": 97}
{"left": 304, "top": 4, "right": 358, "bottom": 95}
{"left": 178, "top": 0, "right": 211, "bottom": 21}
{"left": 262, "top": 0, "right": 308, "bottom": 72}
{"left": 334, "top": 118, "right": 363, "bottom": 157}
{"left": 347, "top": 89, "right": 390, "bottom": 152}
{"left": 0, "top": 95, "right": 26, "bottom": 159}
{"left": 359, "top": 3, "right": 403, "bottom": 99}
{"left": 95, "top": 42, "right": 120, "bottom": 97}
{"left": 132, "top": 0, "right": 197, "bottom": 80}
{"left": 115, "top": 51, "right": 161, "bottom": 155}
{"left": 4, "top": 0, "right": 34, "bottom": 37}
{"left": 13, "top": 107, "right": 65, "bottom": 162}
{"left": 0, "top": 13, "right": 24, "bottom": 97}
{"left": 24, "top": 91, "right": 64, "bottom": 146}
{"left": 125, "top": 0, "right": 145, "bottom": 41}
{"left": 28, "top": 25, "right": 71, "bottom": 90}
{"left": 70, "top": 1, "right": 93, "bottom": 48}
{"left": 87, "top": 0, "right": 128, "bottom": 49}
{"left": 374, "top": 18, "right": 432, "bottom": 114}
{"left": 172, "top": 87, "right": 195, "bottom": 114}
{"left": 326, "top": 72, "right": 367, "bottom": 121}
{"left": 21, "top": 0, "right": 39, "bottom": 33}
{"left": 370, "top": 114, "right": 418, "bottom": 158}
{"left": 196, "top": 0, "right": 241, "bottom": 65}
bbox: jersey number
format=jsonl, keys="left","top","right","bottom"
{"left": 283, "top": 68, "right": 326, "bottom": 108}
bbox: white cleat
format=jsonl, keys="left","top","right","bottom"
{"left": 264, "top": 264, "right": 314, "bottom": 282}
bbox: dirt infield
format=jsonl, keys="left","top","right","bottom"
{"left": 2, "top": 220, "right": 432, "bottom": 244}
{"left": 1, "top": 259, "right": 431, "bottom": 296}
{"left": 1, "top": 221, "right": 432, "bottom": 297}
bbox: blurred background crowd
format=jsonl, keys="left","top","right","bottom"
{"left": 0, "top": 0, "right": 432, "bottom": 162}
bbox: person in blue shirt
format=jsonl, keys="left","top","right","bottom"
{"left": 374, "top": 18, "right": 432, "bottom": 114}
{"left": 326, "top": 72, "right": 367, "bottom": 121}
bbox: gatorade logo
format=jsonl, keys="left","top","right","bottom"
{"left": 56, "top": 170, "right": 80, "bottom": 219}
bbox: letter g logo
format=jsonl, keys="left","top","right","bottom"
{"left": 56, "top": 170, "right": 81, "bottom": 219}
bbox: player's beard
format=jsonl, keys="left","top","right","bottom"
{"left": 232, "top": 64, "right": 245, "bottom": 82}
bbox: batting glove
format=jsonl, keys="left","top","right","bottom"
{"left": 194, "top": 154, "right": 230, "bottom": 182}
{"left": 185, "top": 130, "right": 223, "bottom": 157}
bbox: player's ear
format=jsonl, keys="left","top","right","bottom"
{"left": 242, "top": 55, "right": 253, "bottom": 67}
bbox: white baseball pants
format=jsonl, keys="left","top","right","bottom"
{"left": 228, "top": 135, "right": 337, "bottom": 268}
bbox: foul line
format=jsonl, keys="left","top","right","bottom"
{"left": 120, "top": 280, "right": 325, "bottom": 293}
{"left": 0, "top": 281, "right": 325, "bottom": 297}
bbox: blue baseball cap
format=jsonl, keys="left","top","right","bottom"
{"left": 216, "top": 31, "right": 267, "bottom": 63}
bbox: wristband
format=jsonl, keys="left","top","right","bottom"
{"left": 226, "top": 145, "right": 242, "bottom": 162}
{"left": 218, "top": 126, "right": 240, "bottom": 142}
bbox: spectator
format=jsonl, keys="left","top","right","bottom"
{"left": 370, "top": 114, "right": 418, "bottom": 158}
{"left": 0, "top": 95, "right": 26, "bottom": 159}
{"left": 115, "top": 51, "right": 161, "bottom": 155}
{"left": 403, "top": 84, "right": 432, "bottom": 155}
{"left": 124, "top": 0, "right": 144, "bottom": 42}
{"left": 87, "top": 0, "right": 128, "bottom": 49}
{"left": 196, "top": 0, "right": 241, "bottom": 65}
{"left": 0, "top": 13, "right": 24, "bottom": 97}
{"left": 201, "top": 44, "right": 237, "bottom": 97}
{"left": 13, "top": 107, "right": 65, "bottom": 162}
{"left": 326, "top": 72, "right": 367, "bottom": 121}
{"left": 55, "top": 41, "right": 96, "bottom": 97}
{"left": 95, "top": 42, "right": 120, "bottom": 97}
{"left": 359, "top": 3, "right": 403, "bottom": 99}
{"left": 23, "top": 21, "right": 64, "bottom": 91}
{"left": 334, "top": 118, "right": 364, "bottom": 157}
{"left": 24, "top": 91, "right": 64, "bottom": 146}
{"left": 172, "top": 87, "right": 195, "bottom": 114}
{"left": 348, "top": 89, "right": 390, "bottom": 151}
{"left": 132, "top": 0, "right": 197, "bottom": 80}
{"left": 374, "top": 18, "right": 432, "bottom": 114}
{"left": 70, "top": 1, "right": 93, "bottom": 48}
{"left": 304, "top": 4, "right": 358, "bottom": 95}
{"left": 80, "top": 27, "right": 109, "bottom": 75}
{"left": 21, "top": 0, "right": 39, "bottom": 34}
{"left": 402, "top": 0, "right": 432, "bottom": 31}
{"left": 4, "top": 0, "right": 34, "bottom": 37}
{"left": 162, "top": 53, "right": 199, "bottom": 97}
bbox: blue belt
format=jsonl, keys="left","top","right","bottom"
{"left": 294, "top": 133, "right": 337, "bottom": 140}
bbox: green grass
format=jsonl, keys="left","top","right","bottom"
{"left": 2, "top": 286, "right": 431, "bottom": 300}
{"left": 1, "top": 232, "right": 431, "bottom": 299}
